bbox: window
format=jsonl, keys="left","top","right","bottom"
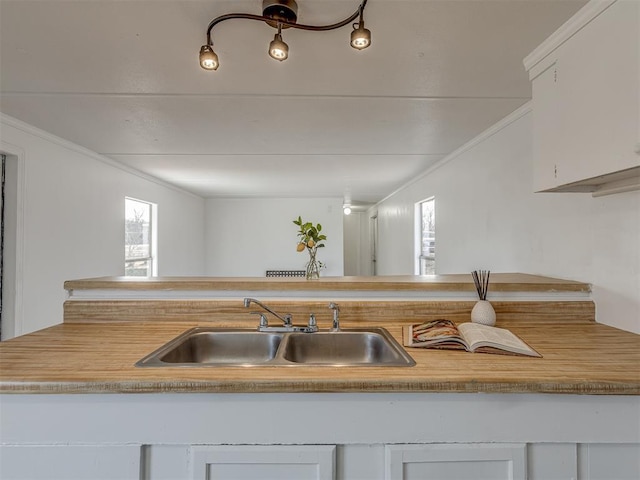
{"left": 417, "top": 197, "right": 435, "bottom": 275}
{"left": 125, "top": 198, "right": 157, "bottom": 277}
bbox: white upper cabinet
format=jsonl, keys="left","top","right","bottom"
{"left": 524, "top": 0, "right": 640, "bottom": 195}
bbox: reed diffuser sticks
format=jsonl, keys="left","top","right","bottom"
{"left": 472, "top": 270, "right": 491, "bottom": 301}
{"left": 470, "top": 269, "right": 495, "bottom": 326}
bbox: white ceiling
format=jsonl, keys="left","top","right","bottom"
{"left": 0, "top": 0, "right": 586, "bottom": 204}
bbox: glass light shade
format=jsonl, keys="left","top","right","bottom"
{"left": 343, "top": 206, "right": 352, "bottom": 215}
{"left": 199, "top": 45, "right": 219, "bottom": 70}
{"left": 350, "top": 24, "right": 371, "bottom": 50}
{"left": 269, "top": 34, "right": 289, "bottom": 61}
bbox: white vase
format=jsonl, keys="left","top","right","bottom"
{"left": 471, "top": 300, "right": 496, "bottom": 326}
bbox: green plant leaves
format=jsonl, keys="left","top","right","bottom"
{"left": 293, "top": 217, "right": 327, "bottom": 251}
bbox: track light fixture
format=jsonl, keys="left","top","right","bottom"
{"left": 199, "top": 45, "right": 220, "bottom": 70}
{"left": 269, "top": 24, "right": 289, "bottom": 61}
{"left": 350, "top": 3, "right": 371, "bottom": 50}
{"left": 199, "top": 0, "right": 370, "bottom": 71}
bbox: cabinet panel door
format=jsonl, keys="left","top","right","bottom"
{"left": 385, "top": 444, "right": 526, "bottom": 480}
{"left": 555, "top": 0, "right": 639, "bottom": 184}
{"left": 0, "top": 445, "right": 141, "bottom": 480}
{"left": 532, "top": 61, "right": 562, "bottom": 191}
{"left": 527, "top": 443, "right": 577, "bottom": 480}
{"left": 578, "top": 443, "right": 640, "bottom": 480}
{"left": 190, "top": 445, "right": 335, "bottom": 480}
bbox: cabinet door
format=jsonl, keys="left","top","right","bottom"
{"left": 578, "top": 443, "right": 640, "bottom": 480}
{"left": 190, "top": 445, "right": 335, "bottom": 480}
{"left": 385, "top": 444, "right": 526, "bottom": 480}
{"left": 532, "top": 61, "right": 562, "bottom": 191}
{"left": 531, "top": 0, "right": 640, "bottom": 191}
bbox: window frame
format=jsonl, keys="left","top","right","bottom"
{"left": 415, "top": 196, "right": 435, "bottom": 275}
{"left": 124, "top": 197, "right": 158, "bottom": 277}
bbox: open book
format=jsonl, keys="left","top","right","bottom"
{"left": 403, "top": 319, "right": 541, "bottom": 357}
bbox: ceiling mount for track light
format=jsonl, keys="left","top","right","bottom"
{"left": 262, "top": 0, "right": 298, "bottom": 28}
{"left": 199, "top": 0, "right": 371, "bottom": 71}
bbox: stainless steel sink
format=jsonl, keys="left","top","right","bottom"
{"left": 136, "top": 327, "right": 415, "bottom": 367}
{"left": 282, "top": 330, "right": 415, "bottom": 366}
{"left": 139, "top": 329, "right": 283, "bottom": 365}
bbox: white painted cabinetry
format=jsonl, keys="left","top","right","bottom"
{"left": 385, "top": 444, "right": 527, "bottom": 480}
{"left": 2, "top": 442, "right": 638, "bottom": 480}
{"left": 525, "top": 0, "right": 640, "bottom": 195}
{"left": 0, "top": 445, "right": 142, "bottom": 480}
{"left": 189, "top": 445, "right": 336, "bottom": 480}
{"left": 1, "top": 394, "right": 639, "bottom": 480}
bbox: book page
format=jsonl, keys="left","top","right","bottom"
{"left": 458, "top": 323, "right": 540, "bottom": 357}
{"left": 405, "top": 319, "right": 470, "bottom": 350}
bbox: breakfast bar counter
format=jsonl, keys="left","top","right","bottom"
{"left": 1, "top": 274, "right": 639, "bottom": 479}
{"left": 64, "top": 272, "right": 590, "bottom": 294}
{"left": 0, "top": 316, "right": 638, "bottom": 395}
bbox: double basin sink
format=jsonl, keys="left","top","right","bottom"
{"left": 136, "top": 327, "right": 415, "bottom": 367}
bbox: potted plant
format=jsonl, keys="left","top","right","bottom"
{"left": 293, "top": 216, "right": 327, "bottom": 280}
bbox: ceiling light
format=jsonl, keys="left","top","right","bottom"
{"left": 343, "top": 205, "right": 352, "bottom": 215}
{"left": 269, "top": 26, "right": 289, "bottom": 61}
{"left": 350, "top": 23, "right": 371, "bottom": 50}
{"left": 350, "top": 5, "right": 371, "bottom": 50}
{"left": 199, "top": 0, "right": 370, "bottom": 71}
{"left": 199, "top": 45, "right": 219, "bottom": 70}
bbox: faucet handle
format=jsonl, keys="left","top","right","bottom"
{"left": 308, "top": 313, "right": 317, "bottom": 328}
{"left": 328, "top": 302, "right": 340, "bottom": 332}
{"left": 250, "top": 312, "right": 268, "bottom": 329}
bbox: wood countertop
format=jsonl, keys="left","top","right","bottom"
{"left": 64, "top": 273, "right": 590, "bottom": 294}
{"left": 1, "top": 317, "right": 637, "bottom": 395}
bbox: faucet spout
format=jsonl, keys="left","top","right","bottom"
{"left": 243, "top": 297, "right": 292, "bottom": 326}
{"left": 243, "top": 297, "right": 317, "bottom": 333}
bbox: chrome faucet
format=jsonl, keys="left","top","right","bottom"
{"left": 329, "top": 302, "right": 340, "bottom": 332}
{"left": 243, "top": 297, "right": 317, "bottom": 333}
{"left": 244, "top": 297, "right": 292, "bottom": 326}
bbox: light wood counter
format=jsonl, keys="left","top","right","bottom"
{"left": 64, "top": 273, "right": 591, "bottom": 294}
{"left": 3, "top": 273, "right": 635, "bottom": 395}
{"left": 1, "top": 316, "right": 638, "bottom": 395}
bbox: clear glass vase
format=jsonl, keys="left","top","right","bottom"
{"left": 305, "top": 249, "right": 320, "bottom": 280}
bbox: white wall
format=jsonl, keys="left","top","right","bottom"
{"left": 343, "top": 212, "right": 364, "bottom": 276}
{"left": 1, "top": 114, "right": 206, "bottom": 337}
{"left": 371, "top": 105, "right": 640, "bottom": 334}
{"left": 205, "top": 197, "right": 344, "bottom": 277}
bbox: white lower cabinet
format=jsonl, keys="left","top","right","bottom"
{"left": 385, "top": 443, "right": 526, "bottom": 480}
{"left": 578, "top": 443, "right": 640, "bottom": 480}
{"left": 189, "top": 445, "right": 336, "bottom": 480}
{"left": 141, "top": 442, "right": 640, "bottom": 480}
{"left": 384, "top": 443, "right": 640, "bottom": 480}
{"left": 2, "top": 442, "right": 639, "bottom": 479}
{"left": 2, "top": 394, "right": 638, "bottom": 480}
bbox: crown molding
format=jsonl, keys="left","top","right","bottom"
{"left": 523, "top": 0, "right": 617, "bottom": 72}
{"left": 374, "top": 101, "right": 532, "bottom": 208}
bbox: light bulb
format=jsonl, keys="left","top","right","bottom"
{"left": 350, "top": 23, "right": 371, "bottom": 50}
{"left": 343, "top": 205, "right": 352, "bottom": 215}
{"left": 269, "top": 33, "right": 289, "bottom": 61}
{"left": 199, "top": 45, "right": 219, "bottom": 70}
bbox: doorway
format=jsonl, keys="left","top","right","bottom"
{"left": 370, "top": 214, "right": 378, "bottom": 276}
{"left": 0, "top": 152, "right": 20, "bottom": 340}
{"left": 1, "top": 154, "right": 5, "bottom": 338}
